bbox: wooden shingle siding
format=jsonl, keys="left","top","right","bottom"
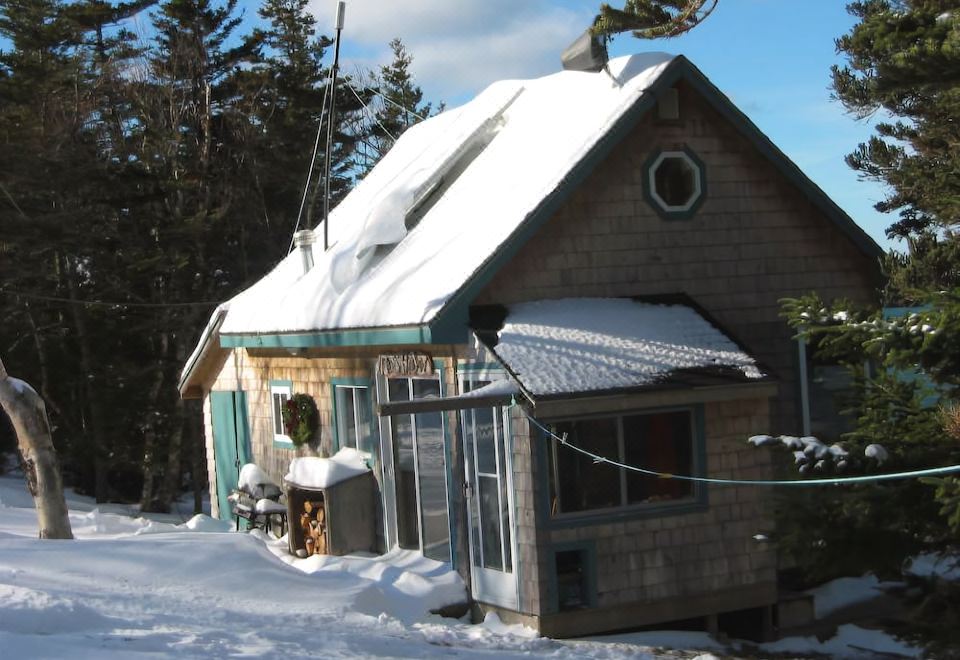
{"left": 534, "top": 397, "right": 776, "bottom": 623}
{"left": 204, "top": 348, "right": 382, "bottom": 516}
{"left": 506, "top": 407, "right": 542, "bottom": 615}
{"left": 475, "top": 80, "right": 879, "bottom": 435}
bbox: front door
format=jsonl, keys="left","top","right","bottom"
{"left": 384, "top": 375, "right": 452, "bottom": 562}
{"left": 460, "top": 378, "right": 518, "bottom": 609}
{"left": 210, "top": 390, "right": 252, "bottom": 522}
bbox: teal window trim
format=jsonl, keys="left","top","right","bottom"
{"left": 546, "top": 540, "right": 598, "bottom": 613}
{"left": 269, "top": 379, "right": 294, "bottom": 448}
{"left": 642, "top": 146, "right": 707, "bottom": 220}
{"left": 330, "top": 377, "right": 377, "bottom": 457}
{"left": 535, "top": 404, "right": 708, "bottom": 530}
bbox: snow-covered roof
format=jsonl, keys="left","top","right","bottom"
{"left": 181, "top": 50, "right": 882, "bottom": 396}
{"left": 217, "top": 53, "right": 675, "bottom": 337}
{"left": 486, "top": 298, "right": 766, "bottom": 398}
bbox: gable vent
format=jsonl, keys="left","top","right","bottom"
{"left": 658, "top": 87, "right": 680, "bottom": 121}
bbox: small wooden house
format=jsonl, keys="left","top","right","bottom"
{"left": 179, "top": 52, "right": 881, "bottom": 638}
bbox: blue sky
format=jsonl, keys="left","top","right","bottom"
{"left": 3, "top": 1, "right": 891, "bottom": 249}
{"left": 299, "top": 0, "right": 894, "bottom": 250}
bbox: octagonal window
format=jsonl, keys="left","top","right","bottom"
{"left": 644, "top": 149, "right": 705, "bottom": 219}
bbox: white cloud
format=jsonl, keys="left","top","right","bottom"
{"left": 308, "top": 0, "right": 592, "bottom": 103}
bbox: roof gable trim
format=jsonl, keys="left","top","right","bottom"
{"left": 219, "top": 324, "right": 434, "bottom": 349}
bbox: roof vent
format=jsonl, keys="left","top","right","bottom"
{"left": 561, "top": 30, "right": 608, "bottom": 72}
{"left": 293, "top": 229, "right": 316, "bottom": 275}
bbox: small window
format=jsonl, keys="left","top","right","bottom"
{"left": 556, "top": 549, "right": 589, "bottom": 611}
{"left": 548, "top": 410, "right": 697, "bottom": 516}
{"left": 644, "top": 148, "right": 705, "bottom": 219}
{"left": 270, "top": 382, "right": 292, "bottom": 444}
{"left": 334, "top": 385, "right": 376, "bottom": 455}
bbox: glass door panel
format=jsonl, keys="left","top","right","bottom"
{"left": 388, "top": 379, "right": 420, "bottom": 550}
{"left": 412, "top": 379, "right": 450, "bottom": 562}
{"left": 387, "top": 375, "right": 451, "bottom": 562}
{"left": 459, "top": 376, "right": 517, "bottom": 608}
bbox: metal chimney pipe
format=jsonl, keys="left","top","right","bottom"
{"left": 293, "top": 229, "right": 316, "bottom": 274}
{"left": 561, "top": 29, "right": 609, "bottom": 72}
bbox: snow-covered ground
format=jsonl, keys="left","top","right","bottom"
{"left": 0, "top": 471, "right": 922, "bottom": 658}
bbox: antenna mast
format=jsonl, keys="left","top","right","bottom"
{"left": 323, "top": 1, "right": 346, "bottom": 251}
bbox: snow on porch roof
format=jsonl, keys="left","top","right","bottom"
{"left": 216, "top": 53, "right": 676, "bottom": 338}
{"left": 483, "top": 298, "right": 767, "bottom": 399}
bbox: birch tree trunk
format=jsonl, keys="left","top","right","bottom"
{"left": 0, "top": 357, "right": 73, "bottom": 539}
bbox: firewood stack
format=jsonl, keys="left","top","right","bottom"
{"left": 300, "top": 499, "right": 327, "bottom": 556}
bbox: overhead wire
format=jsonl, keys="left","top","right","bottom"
{"left": 1, "top": 289, "right": 220, "bottom": 309}
{"left": 287, "top": 67, "right": 334, "bottom": 255}
{"left": 364, "top": 86, "right": 428, "bottom": 122}
{"left": 348, "top": 84, "right": 397, "bottom": 143}
{"left": 519, "top": 403, "right": 960, "bottom": 487}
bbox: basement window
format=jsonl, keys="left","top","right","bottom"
{"left": 644, "top": 148, "right": 705, "bottom": 219}
{"left": 553, "top": 544, "right": 597, "bottom": 611}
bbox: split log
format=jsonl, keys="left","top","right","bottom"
{"left": 0, "top": 357, "right": 73, "bottom": 539}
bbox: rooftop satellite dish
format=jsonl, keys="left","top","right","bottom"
{"left": 561, "top": 30, "right": 609, "bottom": 72}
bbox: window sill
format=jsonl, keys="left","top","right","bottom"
{"left": 546, "top": 496, "right": 707, "bottom": 529}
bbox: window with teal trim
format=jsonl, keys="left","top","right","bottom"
{"left": 548, "top": 410, "right": 696, "bottom": 515}
{"left": 644, "top": 148, "right": 705, "bottom": 219}
{"left": 334, "top": 385, "right": 376, "bottom": 454}
{"left": 270, "top": 382, "right": 292, "bottom": 444}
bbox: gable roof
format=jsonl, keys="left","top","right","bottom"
{"left": 180, "top": 53, "right": 882, "bottom": 395}
{"left": 217, "top": 53, "right": 677, "bottom": 340}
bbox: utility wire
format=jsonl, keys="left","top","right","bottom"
{"left": 521, "top": 405, "right": 960, "bottom": 486}
{"left": 2, "top": 289, "right": 220, "bottom": 309}
{"left": 362, "top": 86, "right": 428, "bottom": 122}
{"left": 348, "top": 84, "right": 397, "bottom": 142}
{"left": 287, "top": 69, "right": 334, "bottom": 255}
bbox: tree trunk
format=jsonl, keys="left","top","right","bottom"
{"left": 154, "top": 399, "right": 184, "bottom": 513}
{"left": 139, "top": 334, "right": 170, "bottom": 511}
{"left": 63, "top": 263, "right": 110, "bottom": 502}
{"left": 0, "top": 357, "right": 73, "bottom": 539}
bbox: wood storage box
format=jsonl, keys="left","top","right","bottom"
{"left": 286, "top": 471, "right": 377, "bottom": 557}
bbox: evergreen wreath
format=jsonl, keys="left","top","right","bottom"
{"left": 282, "top": 393, "right": 319, "bottom": 446}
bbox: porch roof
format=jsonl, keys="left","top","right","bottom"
{"left": 479, "top": 298, "right": 770, "bottom": 400}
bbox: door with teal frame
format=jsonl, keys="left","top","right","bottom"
{"left": 210, "top": 390, "right": 253, "bottom": 522}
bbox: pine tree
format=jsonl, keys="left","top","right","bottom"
{"left": 357, "top": 38, "right": 435, "bottom": 168}
{"left": 243, "top": 0, "right": 366, "bottom": 235}
{"left": 0, "top": 0, "right": 154, "bottom": 502}
{"left": 123, "top": 0, "right": 264, "bottom": 511}
{"left": 591, "top": 1, "right": 719, "bottom": 40}
{"left": 833, "top": 1, "right": 960, "bottom": 295}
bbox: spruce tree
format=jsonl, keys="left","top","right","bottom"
{"left": 591, "top": 1, "right": 718, "bottom": 40}
{"left": 357, "top": 38, "right": 435, "bottom": 169}
{"left": 0, "top": 0, "right": 153, "bottom": 502}
{"left": 243, "top": 0, "right": 367, "bottom": 235}
{"left": 832, "top": 1, "right": 960, "bottom": 295}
